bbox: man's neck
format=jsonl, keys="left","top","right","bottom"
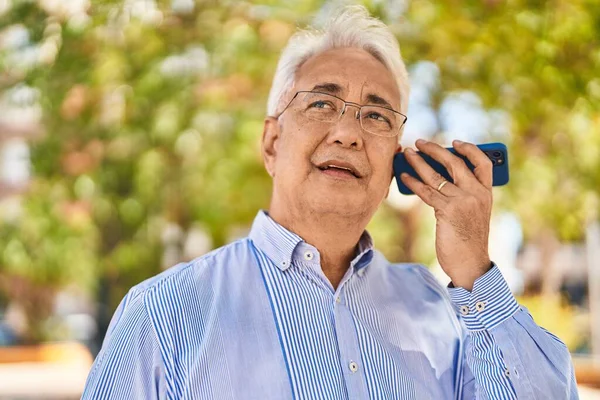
{"left": 267, "top": 204, "right": 368, "bottom": 290}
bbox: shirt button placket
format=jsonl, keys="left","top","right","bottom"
{"left": 332, "top": 288, "right": 369, "bottom": 397}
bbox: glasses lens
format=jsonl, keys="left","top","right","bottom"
{"left": 360, "top": 106, "right": 403, "bottom": 137}
{"left": 289, "top": 91, "right": 406, "bottom": 137}
{"left": 295, "top": 92, "right": 344, "bottom": 122}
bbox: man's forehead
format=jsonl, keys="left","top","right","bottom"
{"left": 295, "top": 49, "right": 401, "bottom": 110}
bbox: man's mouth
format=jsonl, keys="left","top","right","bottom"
{"left": 316, "top": 164, "right": 360, "bottom": 179}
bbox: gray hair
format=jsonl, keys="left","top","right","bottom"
{"left": 266, "top": 5, "right": 410, "bottom": 123}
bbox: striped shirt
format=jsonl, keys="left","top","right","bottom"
{"left": 82, "top": 209, "right": 578, "bottom": 399}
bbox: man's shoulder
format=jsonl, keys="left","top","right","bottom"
{"left": 373, "top": 250, "right": 451, "bottom": 301}
{"left": 389, "top": 261, "right": 443, "bottom": 287}
{"left": 128, "top": 238, "right": 251, "bottom": 299}
{"left": 374, "top": 250, "right": 436, "bottom": 277}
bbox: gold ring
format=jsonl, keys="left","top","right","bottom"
{"left": 437, "top": 180, "right": 449, "bottom": 192}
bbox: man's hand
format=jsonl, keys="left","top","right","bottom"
{"left": 400, "top": 139, "right": 493, "bottom": 291}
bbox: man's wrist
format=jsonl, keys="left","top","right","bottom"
{"left": 448, "top": 260, "right": 493, "bottom": 291}
{"left": 448, "top": 263, "right": 520, "bottom": 331}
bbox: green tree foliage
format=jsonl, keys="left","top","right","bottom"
{"left": 1, "top": 0, "right": 300, "bottom": 341}
{"left": 0, "top": 0, "right": 598, "bottom": 342}
{"left": 396, "top": 0, "right": 600, "bottom": 241}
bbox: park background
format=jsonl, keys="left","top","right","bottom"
{"left": 0, "top": 0, "right": 599, "bottom": 397}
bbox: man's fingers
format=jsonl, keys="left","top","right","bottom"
{"left": 414, "top": 139, "right": 480, "bottom": 190}
{"left": 451, "top": 140, "right": 493, "bottom": 190}
{"left": 400, "top": 172, "right": 447, "bottom": 208}
{"left": 404, "top": 147, "right": 463, "bottom": 197}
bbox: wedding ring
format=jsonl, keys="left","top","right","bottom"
{"left": 437, "top": 180, "right": 449, "bottom": 192}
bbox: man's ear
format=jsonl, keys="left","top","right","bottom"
{"left": 262, "top": 116, "right": 281, "bottom": 177}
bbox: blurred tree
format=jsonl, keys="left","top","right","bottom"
{"left": 394, "top": 0, "right": 600, "bottom": 242}
{"left": 0, "top": 0, "right": 303, "bottom": 343}
{"left": 0, "top": 0, "right": 598, "bottom": 346}
{"left": 393, "top": 0, "right": 600, "bottom": 297}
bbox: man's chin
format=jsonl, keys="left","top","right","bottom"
{"left": 308, "top": 196, "right": 365, "bottom": 215}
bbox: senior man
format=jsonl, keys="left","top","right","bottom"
{"left": 83, "top": 5, "right": 577, "bottom": 400}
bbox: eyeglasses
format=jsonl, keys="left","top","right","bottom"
{"left": 273, "top": 91, "right": 407, "bottom": 138}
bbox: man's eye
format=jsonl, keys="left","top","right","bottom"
{"left": 367, "top": 112, "right": 387, "bottom": 122}
{"left": 310, "top": 101, "right": 333, "bottom": 109}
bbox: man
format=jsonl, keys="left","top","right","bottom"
{"left": 82, "top": 5, "right": 578, "bottom": 399}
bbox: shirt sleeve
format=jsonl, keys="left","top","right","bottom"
{"left": 448, "top": 263, "right": 579, "bottom": 399}
{"left": 81, "top": 288, "right": 166, "bottom": 399}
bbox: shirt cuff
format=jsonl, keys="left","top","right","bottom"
{"left": 447, "top": 263, "right": 520, "bottom": 331}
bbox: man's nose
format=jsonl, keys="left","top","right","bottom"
{"left": 327, "top": 104, "right": 364, "bottom": 149}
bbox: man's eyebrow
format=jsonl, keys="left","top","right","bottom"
{"left": 311, "top": 82, "right": 343, "bottom": 94}
{"left": 310, "top": 83, "right": 397, "bottom": 111}
{"left": 365, "top": 93, "right": 394, "bottom": 110}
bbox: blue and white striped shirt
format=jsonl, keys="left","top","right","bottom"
{"left": 82, "top": 210, "right": 578, "bottom": 399}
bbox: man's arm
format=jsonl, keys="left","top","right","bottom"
{"left": 82, "top": 288, "right": 166, "bottom": 399}
{"left": 449, "top": 264, "right": 578, "bottom": 399}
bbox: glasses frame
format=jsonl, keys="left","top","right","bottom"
{"left": 272, "top": 90, "right": 408, "bottom": 137}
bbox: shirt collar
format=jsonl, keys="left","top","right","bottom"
{"left": 248, "top": 209, "right": 374, "bottom": 272}
{"left": 353, "top": 228, "right": 374, "bottom": 272}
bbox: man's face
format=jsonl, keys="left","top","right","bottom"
{"left": 263, "top": 47, "right": 403, "bottom": 219}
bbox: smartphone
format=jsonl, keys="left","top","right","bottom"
{"left": 393, "top": 142, "right": 509, "bottom": 195}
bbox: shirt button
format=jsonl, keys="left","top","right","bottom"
{"left": 460, "top": 305, "right": 470, "bottom": 315}
{"left": 304, "top": 251, "right": 314, "bottom": 261}
{"left": 475, "top": 301, "right": 486, "bottom": 312}
{"left": 504, "top": 368, "right": 511, "bottom": 378}
{"left": 281, "top": 260, "right": 288, "bottom": 267}
{"left": 336, "top": 297, "right": 341, "bottom": 304}
{"left": 349, "top": 361, "right": 358, "bottom": 373}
